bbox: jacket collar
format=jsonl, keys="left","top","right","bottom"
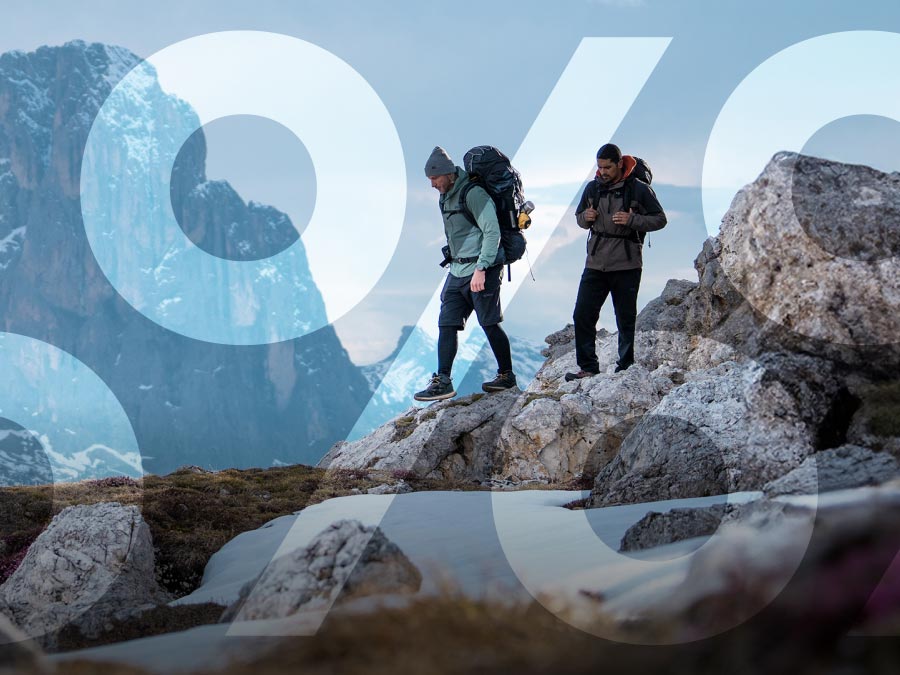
{"left": 594, "top": 155, "right": 636, "bottom": 188}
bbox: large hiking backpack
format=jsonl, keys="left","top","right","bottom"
{"left": 623, "top": 157, "right": 652, "bottom": 245}
{"left": 457, "top": 146, "right": 529, "bottom": 273}
{"left": 629, "top": 156, "right": 652, "bottom": 187}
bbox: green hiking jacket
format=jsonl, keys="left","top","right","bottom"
{"left": 439, "top": 167, "right": 501, "bottom": 278}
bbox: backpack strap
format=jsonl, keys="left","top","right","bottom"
{"left": 440, "top": 182, "right": 488, "bottom": 269}
{"left": 442, "top": 182, "right": 477, "bottom": 227}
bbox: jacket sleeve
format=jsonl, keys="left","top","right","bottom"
{"left": 626, "top": 182, "right": 667, "bottom": 233}
{"left": 575, "top": 182, "right": 594, "bottom": 230}
{"left": 466, "top": 186, "right": 502, "bottom": 269}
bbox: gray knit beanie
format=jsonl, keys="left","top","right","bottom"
{"left": 424, "top": 146, "right": 455, "bottom": 176}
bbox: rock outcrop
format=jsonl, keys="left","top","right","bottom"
{"left": 223, "top": 519, "right": 421, "bottom": 622}
{"left": 588, "top": 353, "right": 843, "bottom": 506}
{"left": 583, "top": 153, "right": 900, "bottom": 506}
{"left": 619, "top": 504, "right": 730, "bottom": 553}
{"left": 764, "top": 445, "right": 900, "bottom": 496}
{"left": 322, "top": 152, "right": 898, "bottom": 502}
{"left": 322, "top": 325, "right": 741, "bottom": 486}
{"left": 497, "top": 363, "right": 673, "bottom": 483}
{"left": 715, "top": 152, "right": 899, "bottom": 349}
{"left": 319, "top": 389, "right": 521, "bottom": 482}
{"left": 0, "top": 502, "right": 170, "bottom": 649}
{"left": 628, "top": 157, "right": 900, "bottom": 380}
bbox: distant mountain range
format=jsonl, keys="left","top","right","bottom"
{"left": 0, "top": 40, "right": 547, "bottom": 484}
{"left": 0, "top": 41, "right": 371, "bottom": 480}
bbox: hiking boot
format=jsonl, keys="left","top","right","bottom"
{"left": 482, "top": 371, "right": 518, "bottom": 393}
{"left": 414, "top": 373, "right": 456, "bottom": 402}
{"left": 564, "top": 370, "right": 598, "bottom": 382}
{"left": 614, "top": 362, "right": 633, "bottom": 373}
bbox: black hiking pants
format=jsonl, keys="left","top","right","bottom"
{"left": 437, "top": 265, "right": 512, "bottom": 377}
{"left": 572, "top": 267, "right": 642, "bottom": 373}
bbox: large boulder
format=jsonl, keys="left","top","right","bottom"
{"left": 635, "top": 154, "right": 900, "bottom": 377}
{"left": 223, "top": 519, "right": 421, "bottom": 622}
{"left": 0, "top": 502, "right": 170, "bottom": 649}
{"left": 619, "top": 504, "right": 729, "bottom": 553}
{"left": 715, "top": 152, "right": 899, "bottom": 349}
{"left": 588, "top": 352, "right": 844, "bottom": 506}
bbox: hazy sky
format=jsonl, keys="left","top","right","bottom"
{"left": 3, "top": 0, "right": 900, "bottom": 362}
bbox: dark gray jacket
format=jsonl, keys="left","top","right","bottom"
{"left": 575, "top": 156, "right": 667, "bottom": 271}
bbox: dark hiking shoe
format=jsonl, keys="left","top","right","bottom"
{"left": 564, "top": 370, "right": 598, "bottom": 382}
{"left": 482, "top": 371, "right": 518, "bottom": 393}
{"left": 414, "top": 373, "right": 456, "bottom": 402}
{"left": 614, "top": 362, "right": 633, "bottom": 373}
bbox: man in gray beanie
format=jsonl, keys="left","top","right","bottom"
{"left": 414, "top": 146, "right": 517, "bottom": 401}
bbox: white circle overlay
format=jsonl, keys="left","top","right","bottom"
{"left": 704, "top": 31, "right": 900, "bottom": 235}
{"left": 491, "top": 355, "right": 819, "bottom": 645}
{"left": 81, "top": 31, "right": 406, "bottom": 345}
{"left": 702, "top": 31, "right": 900, "bottom": 346}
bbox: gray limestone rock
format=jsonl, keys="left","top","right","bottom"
{"left": 619, "top": 505, "right": 729, "bottom": 552}
{"left": 713, "top": 152, "right": 899, "bottom": 349}
{"left": 619, "top": 500, "right": 800, "bottom": 552}
{"left": 498, "top": 364, "right": 672, "bottom": 483}
{"left": 635, "top": 277, "right": 744, "bottom": 372}
{"left": 366, "top": 480, "right": 413, "bottom": 495}
{"left": 764, "top": 445, "right": 900, "bottom": 496}
{"left": 589, "top": 352, "right": 843, "bottom": 507}
{"left": 541, "top": 324, "right": 580, "bottom": 360}
{"left": 223, "top": 519, "right": 421, "bottom": 622}
{"left": 319, "top": 390, "right": 522, "bottom": 483}
{"left": 0, "top": 502, "right": 170, "bottom": 649}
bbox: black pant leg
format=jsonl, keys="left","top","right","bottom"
{"left": 572, "top": 268, "right": 611, "bottom": 373}
{"left": 609, "top": 268, "right": 642, "bottom": 368}
{"left": 483, "top": 323, "right": 513, "bottom": 374}
{"left": 437, "top": 326, "right": 458, "bottom": 376}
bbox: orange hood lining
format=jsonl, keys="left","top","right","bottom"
{"left": 595, "top": 155, "right": 636, "bottom": 182}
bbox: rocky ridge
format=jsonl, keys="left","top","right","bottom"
{"left": 320, "top": 153, "right": 900, "bottom": 508}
